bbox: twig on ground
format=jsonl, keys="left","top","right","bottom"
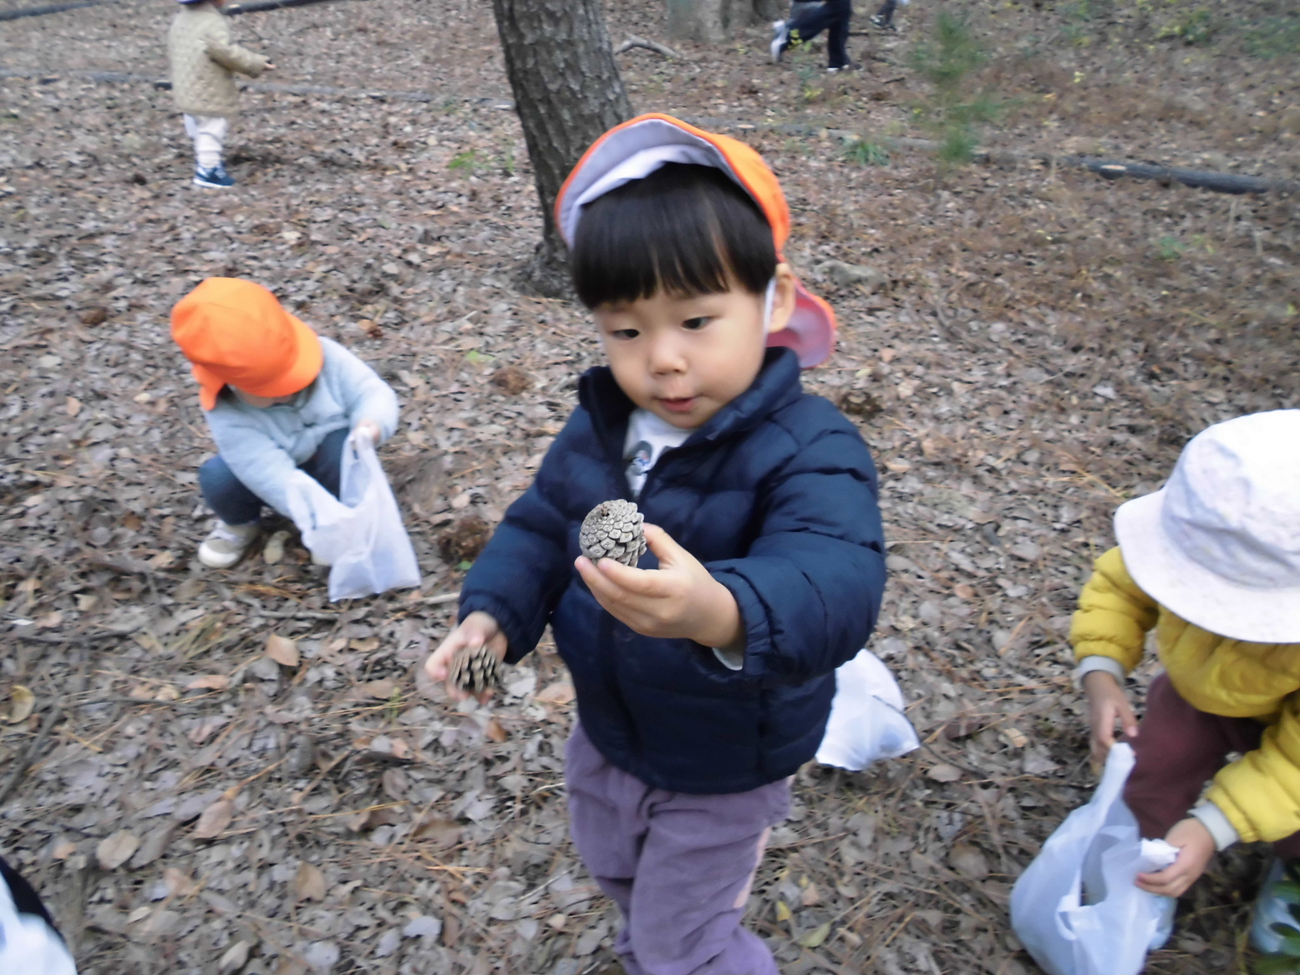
{"left": 613, "top": 35, "right": 684, "bottom": 60}
{"left": 0, "top": 703, "right": 65, "bottom": 806}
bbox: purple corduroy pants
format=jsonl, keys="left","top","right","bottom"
{"left": 565, "top": 722, "right": 791, "bottom": 975}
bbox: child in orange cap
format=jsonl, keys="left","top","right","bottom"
{"left": 425, "top": 115, "right": 885, "bottom": 973}
{"left": 172, "top": 278, "right": 398, "bottom": 568}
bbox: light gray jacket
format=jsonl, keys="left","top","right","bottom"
{"left": 168, "top": 2, "right": 268, "bottom": 118}
{"left": 204, "top": 337, "right": 399, "bottom": 516}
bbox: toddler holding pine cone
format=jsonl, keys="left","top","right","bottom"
{"left": 425, "top": 115, "right": 886, "bottom": 973}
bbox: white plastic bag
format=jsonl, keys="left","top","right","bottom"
{"left": 1, "top": 864, "right": 77, "bottom": 975}
{"left": 284, "top": 431, "right": 421, "bottom": 601}
{"left": 815, "top": 649, "right": 920, "bottom": 770}
{"left": 1010, "top": 743, "right": 1179, "bottom": 975}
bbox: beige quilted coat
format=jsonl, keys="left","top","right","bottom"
{"left": 167, "top": 2, "right": 268, "bottom": 118}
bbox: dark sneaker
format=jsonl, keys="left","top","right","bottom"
{"left": 194, "top": 164, "right": 235, "bottom": 189}
{"left": 770, "top": 20, "right": 790, "bottom": 63}
{"left": 870, "top": 14, "right": 898, "bottom": 30}
{"left": 827, "top": 63, "right": 856, "bottom": 73}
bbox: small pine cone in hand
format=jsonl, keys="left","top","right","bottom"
{"left": 580, "top": 500, "right": 647, "bottom": 567}
{"left": 448, "top": 644, "right": 500, "bottom": 695}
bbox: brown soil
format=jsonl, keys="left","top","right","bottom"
{"left": 1, "top": 1, "right": 1297, "bottom": 973}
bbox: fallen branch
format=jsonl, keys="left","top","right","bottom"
{"left": 613, "top": 35, "right": 684, "bottom": 60}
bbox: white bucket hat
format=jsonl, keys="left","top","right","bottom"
{"left": 1113, "top": 409, "right": 1300, "bottom": 644}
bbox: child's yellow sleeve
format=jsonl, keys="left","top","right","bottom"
{"left": 1208, "top": 690, "right": 1300, "bottom": 844}
{"left": 1069, "top": 546, "right": 1158, "bottom": 674}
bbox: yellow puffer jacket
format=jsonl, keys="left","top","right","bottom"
{"left": 1071, "top": 546, "right": 1300, "bottom": 844}
{"left": 167, "top": 2, "right": 268, "bottom": 118}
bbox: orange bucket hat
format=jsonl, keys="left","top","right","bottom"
{"left": 171, "top": 277, "right": 323, "bottom": 411}
{"left": 555, "top": 113, "right": 837, "bottom": 367}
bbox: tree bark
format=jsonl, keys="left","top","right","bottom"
{"left": 490, "top": 0, "right": 632, "bottom": 297}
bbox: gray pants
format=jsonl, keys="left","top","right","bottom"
{"left": 565, "top": 722, "right": 791, "bottom": 975}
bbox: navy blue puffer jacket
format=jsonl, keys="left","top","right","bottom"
{"left": 459, "top": 349, "right": 886, "bottom": 794}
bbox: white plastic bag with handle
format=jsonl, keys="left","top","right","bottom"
{"left": 1, "top": 861, "right": 77, "bottom": 975}
{"left": 284, "top": 431, "right": 421, "bottom": 601}
{"left": 815, "top": 649, "right": 920, "bottom": 771}
{"left": 1010, "top": 742, "right": 1180, "bottom": 975}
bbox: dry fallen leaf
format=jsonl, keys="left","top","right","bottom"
{"left": 265, "top": 633, "right": 300, "bottom": 668}
{"left": 65, "top": 396, "right": 82, "bottom": 416}
{"left": 218, "top": 940, "right": 251, "bottom": 975}
{"left": 193, "top": 797, "right": 235, "bottom": 839}
{"left": 96, "top": 830, "right": 140, "bottom": 871}
{"left": 485, "top": 717, "right": 508, "bottom": 742}
{"left": 949, "top": 842, "right": 990, "bottom": 880}
{"left": 534, "top": 680, "right": 575, "bottom": 705}
{"left": 294, "top": 861, "right": 327, "bottom": 902}
{"left": 5, "top": 685, "right": 35, "bottom": 724}
{"left": 926, "top": 763, "right": 963, "bottom": 783}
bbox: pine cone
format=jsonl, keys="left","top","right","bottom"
{"left": 580, "top": 500, "right": 647, "bottom": 567}
{"left": 448, "top": 644, "right": 500, "bottom": 695}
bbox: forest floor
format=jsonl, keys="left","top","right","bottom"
{"left": 0, "top": 0, "right": 1298, "bottom": 972}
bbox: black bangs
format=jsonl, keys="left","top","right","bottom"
{"left": 570, "top": 163, "right": 778, "bottom": 309}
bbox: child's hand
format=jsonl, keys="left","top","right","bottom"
{"left": 575, "top": 524, "right": 743, "bottom": 651}
{"left": 353, "top": 419, "right": 381, "bottom": 445}
{"left": 424, "top": 611, "right": 507, "bottom": 704}
{"left": 1082, "top": 670, "right": 1138, "bottom": 766}
{"left": 1136, "top": 818, "right": 1215, "bottom": 897}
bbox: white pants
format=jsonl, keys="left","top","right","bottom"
{"left": 183, "top": 114, "right": 229, "bottom": 171}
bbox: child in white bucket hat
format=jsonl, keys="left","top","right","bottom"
{"left": 1070, "top": 409, "right": 1300, "bottom": 949}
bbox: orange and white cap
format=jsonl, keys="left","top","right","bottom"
{"left": 555, "top": 113, "right": 836, "bottom": 368}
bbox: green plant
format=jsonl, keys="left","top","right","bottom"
{"left": 1155, "top": 235, "right": 1188, "bottom": 261}
{"left": 908, "top": 11, "right": 1001, "bottom": 167}
{"left": 1156, "top": 6, "right": 1214, "bottom": 45}
{"left": 844, "top": 137, "right": 890, "bottom": 166}
{"left": 448, "top": 148, "right": 487, "bottom": 173}
{"left": 1241, "top": 15, "right": 1300, "bottom": 59}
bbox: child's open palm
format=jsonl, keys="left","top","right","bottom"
{"left": 576, "top": 524, "right": 743, "bottom": 653}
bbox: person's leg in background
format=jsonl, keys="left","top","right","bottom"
{"left": 824, "top": 0, "right": 853, "bottom": 69}
{"left": 871, "top": 0, "right": 898, "bottom": 29}
{"left": 186, "top": 114, "right": 233, "bottom": 188}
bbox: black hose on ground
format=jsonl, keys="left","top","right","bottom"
{"left": 0, "top": 0, "right": 359, "bottom": 21}
{"left": 0, "top": 0, "right": 114, "bottom": 23}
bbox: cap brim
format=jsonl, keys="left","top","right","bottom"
{"left": 1114, "top": 491, "right": 1300, "bottom": 644}
{"left": 191, "top": 312, "right": 322, "bottom": 410}
{"left": 768, "top": 277, "right": 836, "bottom": 368}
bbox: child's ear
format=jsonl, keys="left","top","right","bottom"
{"left": 767, "top": 263, "right": 798, "bottom": 335}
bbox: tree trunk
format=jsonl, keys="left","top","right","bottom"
{"left": 667, "top": 0, "right": 797, "bottom": 41}
{"left": 490, "top": 0, "right": 632, "bottom": 297}
{"left": 666, "top": 0, "right": 730, "bottom": 41}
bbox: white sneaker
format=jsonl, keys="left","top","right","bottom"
{"left": 770, "top": 20, "right": 789, "bottom": 63}
{"left": 198, "top": 521, "right": 259, "bottom": 568}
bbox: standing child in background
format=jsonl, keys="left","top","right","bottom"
{"left": 870, "top": 0, "right": 902, "bottom": 32}
{"left": 1071, "top": 410, "right": 1300, "bottom": 951}
{"left": 771, "top": 0, "right": 855, "bottom": 72}
{"left": 167, "top": 0, "right": 273, "bottom": 189}
{"left": 425, "top": 114, "right": 886, "bottom": 974}
{"left": 171, "top": 277, "right": 398, "bottom": 568}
